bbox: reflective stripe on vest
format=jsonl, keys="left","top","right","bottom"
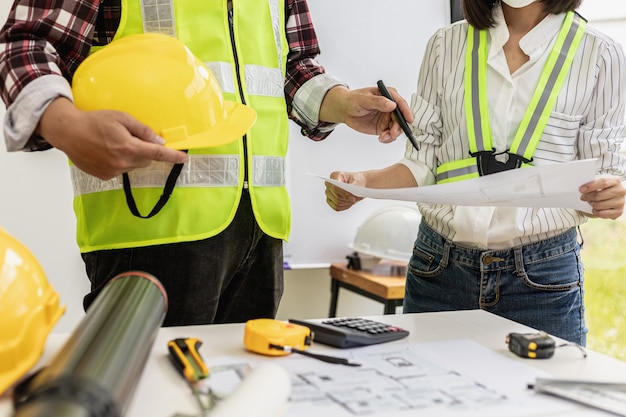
{"left": 73, "top": 0, "right": 290, "bottom": 252}
{"left": 436, "top": 12, "right": 585, "bottom": 184}
{"left": 71, "top": 155, "right": 286, "bottom": 196}
{"left": 206, "top": 61, "right": 284, "bottom": 98}
{"left": 141, "top": 0, "right": 176, "bottom": 37}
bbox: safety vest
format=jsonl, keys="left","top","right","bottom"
{"left": 71, "top": 0, "right": 291, "bottom": 252}
{"left": 436, "top": 12, "right": 586, "bottom": 184}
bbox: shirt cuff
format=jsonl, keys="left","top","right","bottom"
{"left": 291, "top": 73, "right": 346, "bottom": 133}
{"left": 398, "top": 156, "right": 435, "bottom": 187}
{"left": 3, "top": 75, "right": 73, "bottom": 152}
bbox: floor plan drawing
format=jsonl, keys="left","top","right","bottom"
{"left": 205, "top": 339, "right": 583, "bottom": 417}
{"left": 288, "top": 346, "right": 509, "bottom": 415}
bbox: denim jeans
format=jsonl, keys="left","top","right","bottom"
{"left": 82, "top": 189, "right": 284, "bottom": 327}
{"left": 403, "top": 222, "right": 586, "bottom": 345}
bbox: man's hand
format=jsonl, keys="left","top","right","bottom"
{"left": 37, "top": 98, "right": 189, "bottom": 180}
{"left": 580, "top": 176, "right": 626, "bottom": 219}
{"left": 319, "top": 85, "right": 414, "bottom": 143}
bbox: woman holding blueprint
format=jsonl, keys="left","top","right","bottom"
{"left": 325, "top": 0, "right": 626, "bottom": 346}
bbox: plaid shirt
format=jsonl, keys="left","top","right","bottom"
{"left": 0, "top": 0, "right": 338, "bottom": 151}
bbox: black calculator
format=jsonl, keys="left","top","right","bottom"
{"left": 288, "top": 317, "right": 409, "bottom": 348}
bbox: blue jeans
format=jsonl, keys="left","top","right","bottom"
{"left": 81, "top": 189, "right": 284, "bottom": 327}
{"left": 403, "top": 222, "right": 586, "bottom": 345}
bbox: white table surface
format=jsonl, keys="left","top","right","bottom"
{"left": 2, "top": 310, "right": 625, "bottom": 417}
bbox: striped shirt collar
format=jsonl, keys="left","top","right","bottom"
{"left": 489, "top": 5, "right": 565, "bottom": 60}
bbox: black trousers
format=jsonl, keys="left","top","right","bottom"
{"left": 81, "top": 190, "right": 284, "bottom": 326}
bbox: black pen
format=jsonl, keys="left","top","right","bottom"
{"left": 376, "top": 80, "right": 419, "bottom": 151}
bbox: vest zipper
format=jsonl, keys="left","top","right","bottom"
{"left": 228, "top": 0, "right": 249, "bottom": 185}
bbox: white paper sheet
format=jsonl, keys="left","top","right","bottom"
{"left": 317, "top": 159, "right": 596, "bottom": 214}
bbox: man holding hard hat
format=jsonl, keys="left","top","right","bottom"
{"left": 0, "top": 0, "right": 413, "bottom": 326}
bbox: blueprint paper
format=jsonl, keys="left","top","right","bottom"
{"left": 204, "top": 340, "right": 592, "bottom": 417}
{"left": 317, "top": 159, "right": 596, "bottom": 214}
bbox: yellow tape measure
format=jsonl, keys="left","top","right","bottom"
{"left": 244, "top": 319, "right": 312, "bottom": 356}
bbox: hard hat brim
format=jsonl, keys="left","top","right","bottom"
{"left": 348, "top": 244, "right": 409, "bottom": 263}
{"left": 165, "top": 101, "right": 257, "bottom": 150}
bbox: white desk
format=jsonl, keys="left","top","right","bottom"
{"left": 2, "top": 310, "right": 625, "bottom": 417}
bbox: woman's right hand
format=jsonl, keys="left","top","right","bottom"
{"left": 324, "top": 171, "right": 366, "bottom": 212}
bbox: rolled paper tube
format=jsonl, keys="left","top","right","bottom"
{"left": 210, "top": 362, "right": 291, "bottom": 417}
{"left": 12, "top": 271, "right": 168, "bottom": 417}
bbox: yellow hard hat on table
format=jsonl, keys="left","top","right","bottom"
{"left": 0, "top": 228, "right": 65, "bottom": 394}
{"left": 71, "top": 33, "right": 257, "bottom": 150}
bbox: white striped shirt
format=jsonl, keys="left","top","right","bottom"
{"left": 401, "top": 7, "right": 626, "bottom": 249}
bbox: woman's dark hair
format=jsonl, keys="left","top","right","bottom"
{"left": 462, "top": 0, "right": 583, "bottom": 29}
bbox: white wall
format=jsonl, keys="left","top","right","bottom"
{"left": 579, "top": 0, "right": 626, "bottom": 46}
{"left": 283, "top": 0, "right": 447, "bottom": 268}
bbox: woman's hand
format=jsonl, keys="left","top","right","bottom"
{"left": 580, "top": 176, "right": 626, "bottom": 219}
{"left": 325, "top": 171, "right": 366, "bottom": 211}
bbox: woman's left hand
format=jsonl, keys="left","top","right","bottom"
{"left": 579, "top": 176, "right": 626, "bottom": 219}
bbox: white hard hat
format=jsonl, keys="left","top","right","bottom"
{"left": 348, "top": 205, "right": 421, "bottom": 266}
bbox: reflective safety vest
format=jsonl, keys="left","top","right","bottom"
{"left": 436, "top": 12, "right": 586, "bottom": 184}
{"left": 72, "top": 0, "right": 290, "bottom": 252}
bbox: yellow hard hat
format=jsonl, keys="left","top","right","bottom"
{"left": 0, "top": 228, "right": 65, "bottom": 394}
{"left": 71, "top": 33, "right": 257, "bottom": 150}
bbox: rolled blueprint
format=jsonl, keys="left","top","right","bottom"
{"left": 12, "top": 271, "right": 168, "bottom": 417}
{"left": 210, "top": 362, "right": 291, "bottom": 417}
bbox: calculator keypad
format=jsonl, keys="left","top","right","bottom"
{"left": 289, "top": 317, "right": 409, "bottom": 348}
{"left": 322, "top": 318, "right": 405, "bottom": 335}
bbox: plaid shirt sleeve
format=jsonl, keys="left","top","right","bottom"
{"left": 0, "top": 1, "right": 101, "bottom": 104}
{"left": 285, "top": 0, "right": 345, "bottom": 141}
{"left": 0, "top": 0, "right": 115, "bottom": 151}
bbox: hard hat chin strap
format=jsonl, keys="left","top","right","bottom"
{"left": 122, "top": 156, "right": 187, "bottom": 219}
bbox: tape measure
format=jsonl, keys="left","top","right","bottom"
{"left": 506, "top": 332, "right": 556, "bottom": 359}
{"left": 244, "top": 319, "right": 312, "bottom": 356}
